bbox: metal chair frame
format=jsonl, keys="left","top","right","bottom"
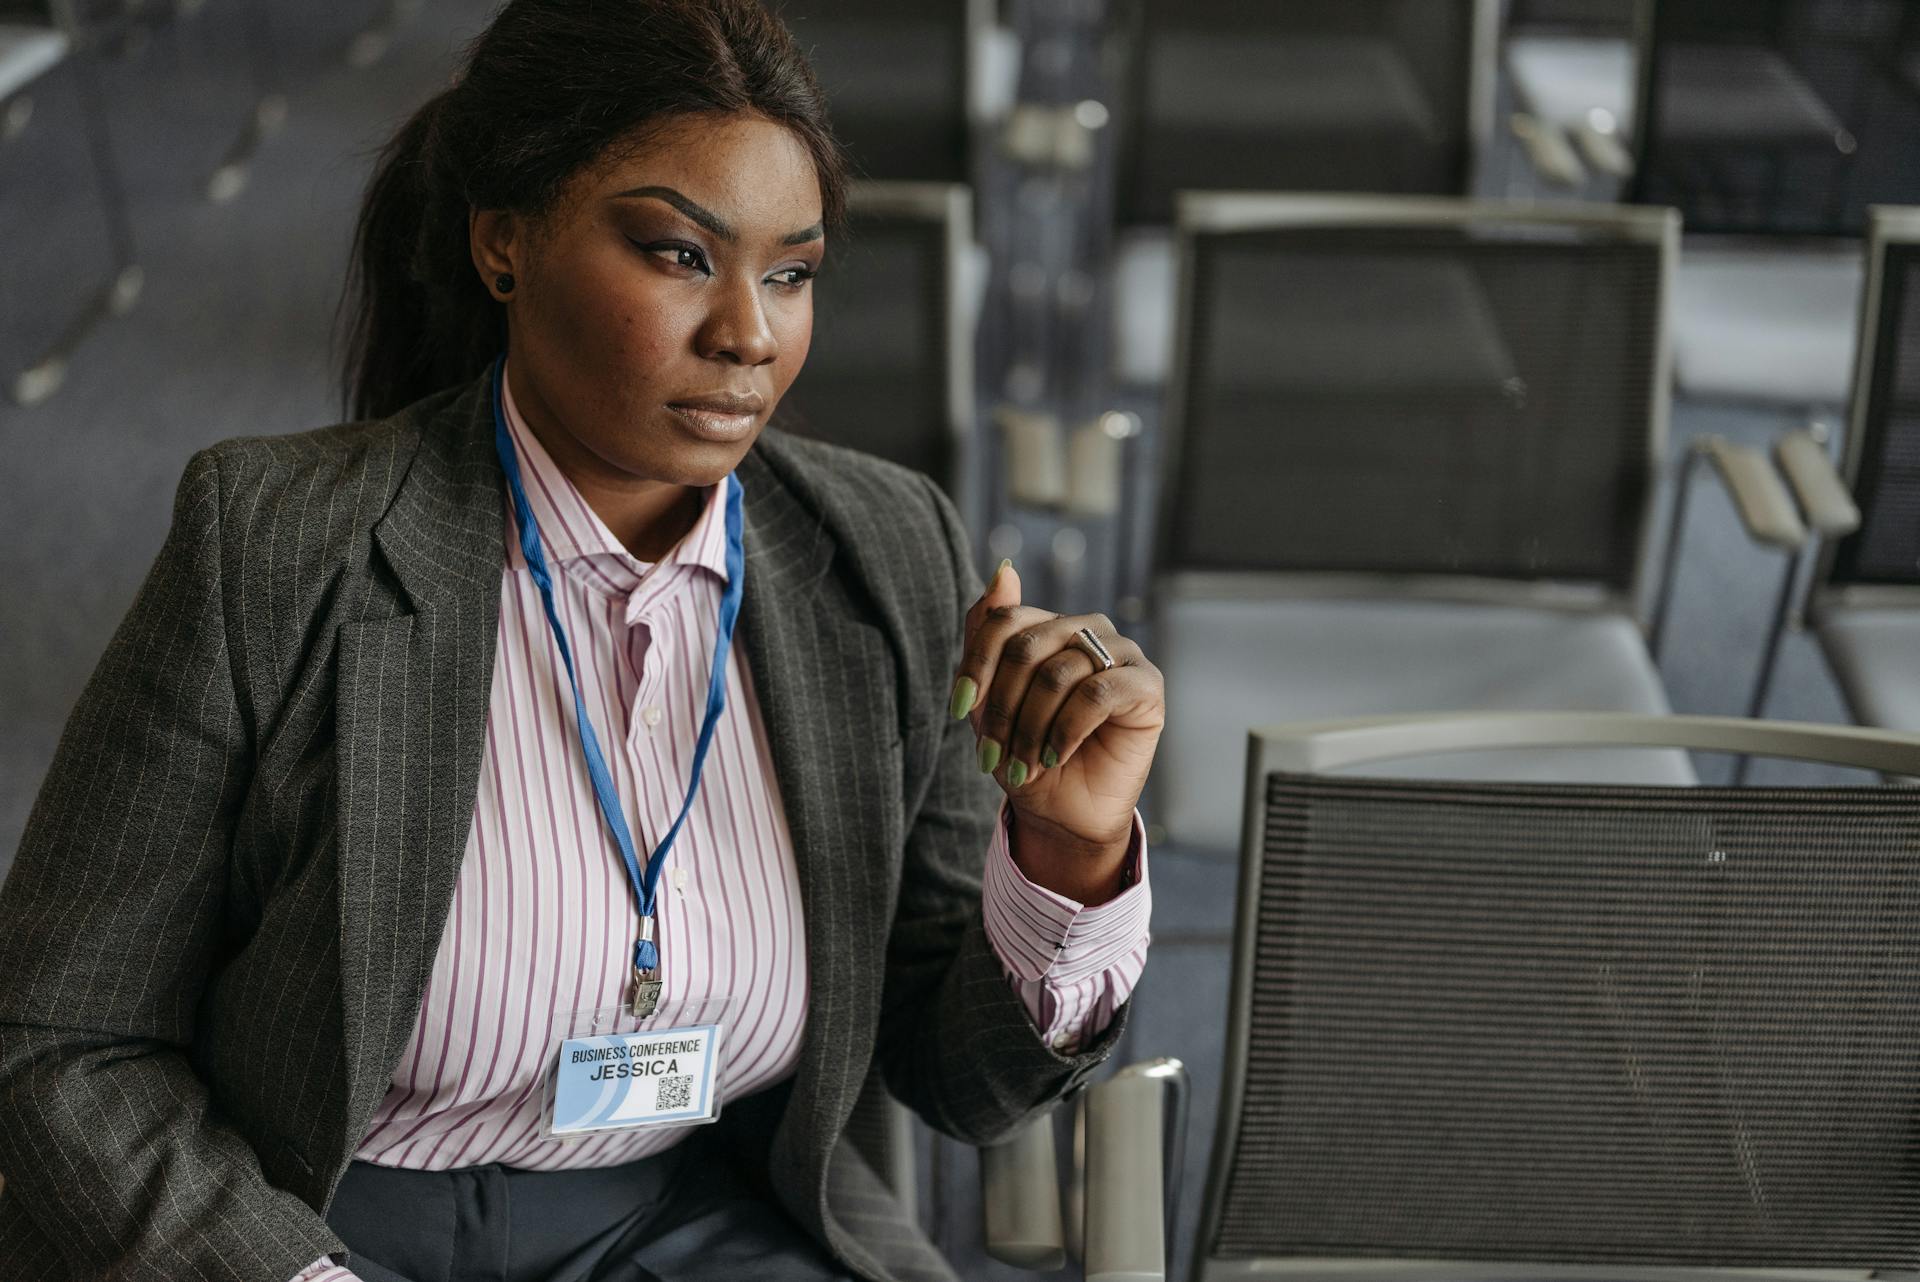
{"left": 1806, "top": 204, "right": 1920, "bottom": 624}
{"left": 1625, "top": 0, "right": 1902, "bottom": 239}
{"left": 1108, "top": 0, "right": 1503, "bottom": 223}
{"left": 1152, "top": 193, "right": 1679, "bottom": 630}
{"left": 1196, "top": 710, "right": 1920, "bottom": 1282}
{"left": 807, "top": 180, "right": 984, "bottom": 546}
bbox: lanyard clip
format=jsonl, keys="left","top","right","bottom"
{"left": 630, "top": 916, "right": 661, "bottom": 1018}
{"left": 629, "top": 967, "right": 663, "bottom": 1019}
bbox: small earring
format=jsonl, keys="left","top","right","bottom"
{"left": 495, "top": 272, "right": 515, "bottom": 296}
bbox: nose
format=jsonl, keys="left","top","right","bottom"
{"left": 695, "top": 275, "right": 778, "bottom": 367}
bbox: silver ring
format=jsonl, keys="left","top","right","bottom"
{"left": 1074, "top": 626, "right": 1116, "bottom": 671}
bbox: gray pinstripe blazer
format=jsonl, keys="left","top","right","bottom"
{"left": 0, "top": 370, "right": 1124, "bottom": 1282}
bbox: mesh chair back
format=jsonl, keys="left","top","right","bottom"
{"left": 1201, "top": 767, "right": 1920, "bottom": 1276}
{"left": 1630, "top": 0, "right": 1920, "bottom": 235}
{"left": 776, "top": 0, "right": 968, "bottom": 184}
{"left": 1160, "top": 201, "right": 1668, "bottom": 589}
{"left": 782, "top": 185, "right": 972, "bottom": 503}
{"left": 1830, "top": 221, "right": 1920, "bottom": 589}
{"left": 1115, "top": 0, "right": 1482, "bottom": 223}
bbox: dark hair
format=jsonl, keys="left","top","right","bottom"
{"left": 339, "top": 0, "right": 848, "bottom": 421}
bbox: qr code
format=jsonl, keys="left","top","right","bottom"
{"left": 657, "top": 1075, "right": 693, "bottom": 1111}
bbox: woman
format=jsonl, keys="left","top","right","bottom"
{"left": 0, "top": 2, "right": 1164, "bottom": 1280}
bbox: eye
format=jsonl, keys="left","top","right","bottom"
{"left": 769, "top": 265, "right": 817, "bottom": 291}
{"left": 634, "top": 240, "right": 711, "bottom": 274}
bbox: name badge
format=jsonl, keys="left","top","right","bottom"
{"left": 550, "top": 1023, "right": 722, "bottom": 1136}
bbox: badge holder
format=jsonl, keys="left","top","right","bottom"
{"left": 539, "top": 994, "right": 733, "bottom": 1142}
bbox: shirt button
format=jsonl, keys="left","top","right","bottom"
{"left": 641, "top": 704, "right": 664, "bottom": 729}
{"left": 1051, "top": 1032, "right": 1075, "bottom": 1052}
{"left": 673, "top": 867, "right": 689, "bottom": 891}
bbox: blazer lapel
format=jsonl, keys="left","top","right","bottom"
{"left": 732, "top": 448, "right": 905, "bottom": 1202}
{"left": 332, "top": 378, "right": 505, "bottom": 1133}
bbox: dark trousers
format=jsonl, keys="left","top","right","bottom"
{"left": 324, "top": 1127, "right": 856, "bottom": 1282}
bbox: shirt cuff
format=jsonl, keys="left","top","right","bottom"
{"left": 291, "top": 1256, "right": 362, "bottom": 1282}
{"left": 982, "top": 801, "right": 1152, "bottom": 1053}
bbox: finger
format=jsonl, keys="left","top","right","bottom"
{"left": 977, "top": 614, "right": 1128, "bottom": 781}
{"left": 962, "top": 559, "right": 1019, "bottom": 656}
{"left": 1007, "top": 631, "right": 1145, "bottom": 785}
{"left": 1044, "top": 663, "right": 1165, "bottom": 772}
{"left": 954, "top": 559, "right": 1021, "bottom": 720}
{"left": 958, "top": 600, "right": 1058, "bottom": 750}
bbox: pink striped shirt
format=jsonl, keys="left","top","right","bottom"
{"left": 296, "top": 374, "right": 1149, "bottom": 1280}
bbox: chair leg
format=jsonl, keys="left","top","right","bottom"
{"left": 1649, "top": 442, "right": 1710, "bottom": 661}
{"left": 1732, "top": 545, "right": 1807, "bottom": 786}
{"left": 14, "top": 23, "right": 144, "bottom": 407}
{"left": 207, "top": 0, "right": 285, "bottom": 204}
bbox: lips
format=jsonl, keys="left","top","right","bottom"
{"left": 668, "top": 391, "right": 765, "bottom": 416}
{"left": 664, "top": 390, "right": 766, "bottom": 442}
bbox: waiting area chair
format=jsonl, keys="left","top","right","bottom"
{"left": 1197, "top": 710, "right": 1920, "bottom": 1281}
{"left": 0, "top": 0, "right": 143, "bottom": 407}
{"left": 782, "top": 180, "right": 985, "bottom": 536}
{"left": 774, "top": 0, "right": 975, "bottom": 184}
{"left": 1108, "top": 0, "right": 1488, "bottom": 385}
{"left": 1152, "top": 194, "right": 1702, "bottom": 854}
{"left": 1630, "top": 1, "right": 1913, "bottom": 411}
{"left": 1747, "top": 206, "right": 1920, "bottom": 736}
{"left": 1629, "top": 0, "right": 1920, "bottom": 238}
{"left": 1112, "top": 0, "right": 1486, "bottom": 224}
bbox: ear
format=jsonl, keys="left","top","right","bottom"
{"left": 470, "top": 207, "right": 523, "bottom": 301}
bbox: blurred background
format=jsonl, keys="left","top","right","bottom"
{"left": 3, "top": 0, "right": 1919, "bottom": 1277}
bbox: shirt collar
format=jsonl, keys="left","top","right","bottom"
{"left": 499, "top": 363, "right": 732, "bottom": 595}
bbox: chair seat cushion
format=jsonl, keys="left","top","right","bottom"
{"left": 1157, "top": 597, "right": 1695, "bottom": 851}
{"left": 1820, "top": 609, "right": 1920, "bottom": 733}
{"left": 1671, "top": 247, "right": 1861, "bottom": 406}
{"left": 1507, "top": 35, "right": 1635, "bottom": 130}
{"left": 0, "top": 25, "right": 68, "bottom": 102}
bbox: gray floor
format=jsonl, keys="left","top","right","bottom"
{"left": 0, "top": 6, "right": 1886, "bottom": 1280}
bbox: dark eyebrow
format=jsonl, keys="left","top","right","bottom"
{"left": 616, "top": 185, "right": 822, "bottom": 248}
{"left": 617, "top": 186, "right": 734, "bottom": 240}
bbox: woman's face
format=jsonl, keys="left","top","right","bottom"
{"left": 473, "top": 111, "right": 826, "bottom": 490}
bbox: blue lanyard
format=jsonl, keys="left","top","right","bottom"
{"left": 489, "top": 356, "right": 745, "bottom": 979}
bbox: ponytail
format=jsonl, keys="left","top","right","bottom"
{"left": 340, "top": 90, "right": 497, "bottom": 421}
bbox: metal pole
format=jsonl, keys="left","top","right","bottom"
{"left": 1732, "top": 544, "right": 1807, "bottom": 786}
{"left": 1648, "top": 442, "right": 1706, "bottom": 661}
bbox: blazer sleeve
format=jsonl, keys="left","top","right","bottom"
{"left": 870, "top": 474, "right": 1128, "bottom": 1148}
{"left": 0, "top": 448, "right": 342, "bottom": 1281}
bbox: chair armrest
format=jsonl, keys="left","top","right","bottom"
{"left": 1773, "top": 429, "right": 1861, "bottom": 537}
{"left": 1701, "top": 436, "right": 1808, "bottom": 549}
{"left": 1083, "top": 1069, "right": 1169, "bottom": 1282}
{"left": 1509, "top": 112, "right": 1586, "bottom": 187}
{"left": 1573, "top": 121, "right": 1633, "bottom": 177}
{"left": 983, "top": 1113, "right": 1067, "bottom": 1271}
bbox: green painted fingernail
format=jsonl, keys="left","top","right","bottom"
{"left": 1008, "top": 759, "right": 1028, "bottom": 788}
{"left": 978, "top": 738, "right": 1001, "bottom": 774}
{"left": 1041, "top": 745, "right": 1059, "bottom": 769}
{"left": 949, "top": 676, "right": 977, "bottom": 720}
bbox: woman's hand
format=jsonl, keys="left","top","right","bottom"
{"left": 949, "top": 560, "right": 1165, "bottom": 904}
